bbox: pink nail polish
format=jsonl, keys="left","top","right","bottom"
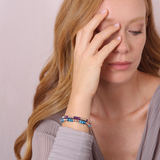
{"left": 101, "top": 9, "right": 107, "bottom": 14}
{"left": 114, "top": 23, "right": 119, "bottom": 27}
{"left": 117, "top": 36, "right": 121, "bottom": 40}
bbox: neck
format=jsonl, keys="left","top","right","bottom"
{"left": 91, "top": 70, "right": 147, "bottom": 119}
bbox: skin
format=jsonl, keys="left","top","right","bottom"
{"left": 90, "top": 0, "right": 160, "bottom": 159}
{"left": 63, "top": 0, "right": 160, "bottom": 159}
{"left": 99, "top": 0, "right": 146, "bottom": 85}
{"left": 91, "top": 0, "right": 149, "bottom": 118}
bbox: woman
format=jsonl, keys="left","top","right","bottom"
{"left": 14, "top": 0, "right": 160, "bottom": 159}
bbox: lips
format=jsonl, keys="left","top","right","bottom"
{"left": 108, "top": 61, "right": 132, "bottom": 70}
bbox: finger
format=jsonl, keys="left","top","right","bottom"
{"left": 95, "top": 37, "right": 122, "bottom": 65}
{"left": 86, "top": 24, "right": 120, "bottom": 56}
{"left": 77, "top": 9, "right": 109, "bottom": 52}
{"left": 75, "top": 29, "right": 82, "bottom": 52}
{"left": 74, "top": 29, "right": 84, "bottom": 68}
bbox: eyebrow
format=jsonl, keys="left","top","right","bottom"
{"left": 104, "top": 16, "right": 145, "bottom": 24}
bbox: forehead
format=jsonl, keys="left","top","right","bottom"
{"left": 97, "top": 0, "right": 146, "bottom": 23}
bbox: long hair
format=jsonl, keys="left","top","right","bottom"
{"left": 14, "top": 0, "right": 160, "bottom": 159}
{"left": 139, "top": 0, "right": 160, "bottom": 76}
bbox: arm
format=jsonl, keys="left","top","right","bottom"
{"left": 48, "top": 126, "right": 93, "bottom": 160}
{"left": 32, "top": 8, "right": 121, "bottom": 160}
{"left": 31, "top": 119, "right": 93, "bottom": 160}
{"left": 62, "top": 8, "right": 121, "bottom": 134}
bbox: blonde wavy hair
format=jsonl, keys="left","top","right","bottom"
{"left": 14, "top": 0, "right": 160, "bottom": 159}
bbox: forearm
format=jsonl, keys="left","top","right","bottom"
{"left": 62, "top": 93, "right": 92, "bottom": 133}
{"left": 48, "top": 127, "right": 93, "bottom": 160}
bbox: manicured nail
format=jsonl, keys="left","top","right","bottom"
{"left": 101, "top": 9, "right": 107, "bottom": 14}
{"left": 117, "top": 36, "right": 121, "bottom": 40}
{"left": 114, "top": 23, "right": 119, "bottom": 27}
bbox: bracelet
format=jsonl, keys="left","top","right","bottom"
{"left": 61, "top": 115, "right": 91, "bottom": 128}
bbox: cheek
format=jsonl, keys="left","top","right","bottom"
{"left": 131, "top": 35, "right": 146, "bottom": 56}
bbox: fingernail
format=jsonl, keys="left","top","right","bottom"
{"left": 117, "top": 36, "right": 121, "bottom": 40}
{"left": 114, "top": 23, "right": 119, "bottom": 27}
{"left": 101, "top": 9, "right": 107, "bottom": 14}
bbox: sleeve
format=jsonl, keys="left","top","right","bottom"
{"left": 31, "top": 119, "right": 94, "bottom": 160}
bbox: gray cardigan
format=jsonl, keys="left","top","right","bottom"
{"left": 31, "top": 84, "right": 160, "bottom": 160}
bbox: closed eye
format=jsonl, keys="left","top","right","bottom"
{"left": 130, "top": 31, "right": 142, "bottom": 35}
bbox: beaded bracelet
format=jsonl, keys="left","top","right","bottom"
{"left": 61, "top": 115, "right": 91, "bottom": 128}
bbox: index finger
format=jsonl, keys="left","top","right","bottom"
{"left": 74, "top": 9, "right": 109, "bottom": 56}
{"left": 82, "top": 9, "right": 109, "bottom": 41}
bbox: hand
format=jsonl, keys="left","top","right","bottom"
{"left": 71, "top": 9, "right": 121, "bottom": 100}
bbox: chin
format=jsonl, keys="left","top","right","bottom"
{"left": 100, "top": 68, "right": 137, "bottom": 84}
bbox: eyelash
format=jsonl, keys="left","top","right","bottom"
{"left": 95, "top": 30, "right": 142, "bottom": 36}
{"left": 130, "top": 31, "right": 142, "bottom": 35}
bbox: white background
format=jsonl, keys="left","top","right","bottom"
{"left": 0, "top": 0, "right": 160, "bottom": 159}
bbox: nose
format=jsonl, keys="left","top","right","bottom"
{"left": 112, "top": 35, "right": 130, "bottom": 54}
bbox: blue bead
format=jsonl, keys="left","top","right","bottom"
{"left": 79, "top": 120, "right": 82, "bottom": 123}
{"left": 88, "top": 125, "right": 91, "bottom": 128}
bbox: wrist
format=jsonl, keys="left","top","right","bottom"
{"left": 64, "top": 94, "right": 92, "bottom": 121}
{"left": 70, "top": 92, "right": 93, "bottom": 104}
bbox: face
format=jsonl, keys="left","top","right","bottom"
{"left": 96, "top": 0, "right": 147, "bottom": 84}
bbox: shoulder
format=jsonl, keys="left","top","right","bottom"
{"left": 31, "top": 119, "right": 61, "bottom": 160}
{"left": 34, "top": 119, "right": 60, "bottom": 137}
{"left": 138, "top": 71, "right": 160, "bottom": 99}
{"left": 148, "top": 75, "right": 160, "bottom": 96}
{"left": 147, "top": 74, "right": 160, "bottom": 99}
{"left": 34, "top": 109, "right": 66, "bottom": 137}
{"left": 139, "top": 71, "right": 160, "bottom": 87}
{"left": 143, "top": 73, "right": 160, "bottom": 110}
